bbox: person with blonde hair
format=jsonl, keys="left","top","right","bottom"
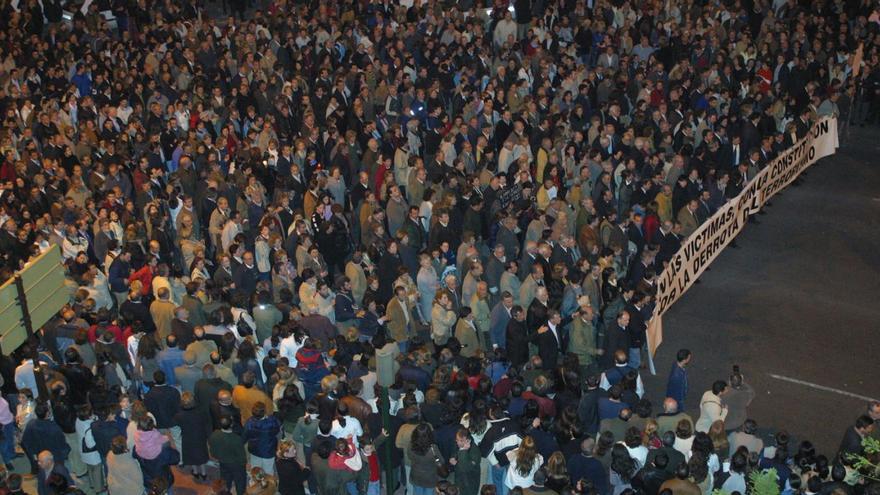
{"left": 276, "top": 438, "right": 310, "bottom": 495}
{"left": 504, "top": 436, "right": 543, "bottom": 489}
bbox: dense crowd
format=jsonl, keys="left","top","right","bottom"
{"left": 0, "top": 0, "right": 875, "bottom": 493}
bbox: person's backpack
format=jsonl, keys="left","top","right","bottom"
{"left": 235, "top": 310, "right": 255, "bottom": 337}
{"left": 81, "top": 426, "right": 98, "bottom": 454}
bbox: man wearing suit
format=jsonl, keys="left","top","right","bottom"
{"left": 720, "top": 134, "right": 744, "bottom": 172}
{"left": 605, "top": 311, "right": 632, "bottom": 358}
{"left": 488, "top": 292, "right": 514, "bottom": 349}
{"left": 93, "top": 219, "right": 116, "bottom": 268}
{"left": 740, "top": 113, "right": 761, "bottom": 157}
{"left": 497, "top": 215, "right": 520, "bottom": 261}
{"left": 399, "top": 206, "right": 426, "bottom": 250}
{"left": 598, "top": 46, "right": 619, "bottom": 70}
{"left": 385, "top": 286, "right": 414, "bottom": 354}
{"left": 696, "top": 191, "right": 714, "bottom": 224}
{"left": 181, "top": 281, "right": 207, "bottom": 327}
{"left": 551, "top": 235, "right": 578, "bottom": 271}
{"left": 519, "top": 266, "right": 545, "bottom": 311}
{"left": 677, "top": 200, "right": 700, "bottom": 237}
{"left": 526, "top": 286, "right": 552, "bottom": 336}
{"left": 534, "top": 309, "right": 572, "bottom": 370}
{"left": 838, "top": 416, "right": 875, "bottom": 458}
{"left": 37, "top": 451, "right": 74, "bottom": 495}
{"left": 624, "top": 293, "right": 649, "bottom": 369}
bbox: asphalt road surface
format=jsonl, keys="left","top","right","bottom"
{"left": 642, "top": 125, "right": 880, "bottom": 456}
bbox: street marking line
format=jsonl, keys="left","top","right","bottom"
{"left": 768, "top": 374, "right": 878, "bottom": 402}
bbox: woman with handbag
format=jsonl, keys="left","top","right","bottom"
{"left": 407, "top": 423, "right": 447, "bottom": 495}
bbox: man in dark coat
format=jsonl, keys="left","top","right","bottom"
{"left": 567, "top": 437, "right": 608, "bottom": 495}
{"left": 194, "top": 364, "right": 233, "bottom": 415}
{"left": 838, "top": 415, "right": 876, "bottom": 458}
{"left": 36, "top": 450, "right": 74, "bottom": 495}
{"left": 534, "top": 309, "right": 572, "bottom": 370}
{"left": 577, "top": 375, "right": 605, "bottom": 435}
{"left": 232, "top": 251, "right": 258, "bottom": 298}
{"left": 23, "top": 403, "right": 70, "bottom": 474}
{"left": 143, "top": 370, "right": 181, "bottom": 430}
{"left": 505, "top": 306, "right": 531, "bottom": 369}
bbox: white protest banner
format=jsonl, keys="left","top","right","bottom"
{"left": 647, "top": 117, "right": 839, "bottom": 357}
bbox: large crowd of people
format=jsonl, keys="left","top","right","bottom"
{"left": 0, "top": 0, "right": 874, "bottom": 493}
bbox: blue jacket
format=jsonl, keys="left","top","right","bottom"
{"left": 22, "top": 419, "right": 70, "bottom": 463}
{"left": 597, "top": 398, "right": 627, "bottom": 421}
{"left": 157, "top": 347, "right": 185, "bottom": 386}
{"left": 334, "top": 291, "right": 357, "bottom": 322}
{"left": 108, "top": 257, "right": 131, "bottom": 293}
{"left": 488, "top": 302, "right": 511, "bottom": 349}
{"left": 243, "top": 415, "right": 281, "bottom": 458}
{"left": 665, "top": 363, "right": 689, "bottom": 409}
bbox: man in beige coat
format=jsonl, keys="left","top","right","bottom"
{"left": 150, "top": 287, "right": 176, "bottom": 341}
{"left": 385, "top": 286, "right": 414, "bottom": 353}
{"left": 677, "top": 200, "right": 700, "bottom": 237}
{"left": 455, "top": 308, "right": 481, "bottom": 358}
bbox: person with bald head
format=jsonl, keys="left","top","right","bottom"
{"left": 656, "top": 398, "right": 694, "bottom": 437}
{"left": 37, "top": 450, "right": 73, "bottom": 495}
{"left": 210, "top": 389, "right": 242, "bottom": 434}
{"left": 567, "top": 436, "right": 608, "bottom": 495}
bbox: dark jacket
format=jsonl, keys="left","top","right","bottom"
{"left": 567, "top": 453, "right": 608, "bottom": 495}
{"left": 535, "top": 322, "right": 570, "bottom": 370}
{"left": 174, "top": 406, "right": 211, "bottom": 465}
{"left": 22, "top": 418, "right": 70, "bottom": 462}
{"left": 92, "top": 417, "right": 126, "bottom": 458}
{"left": 194, "top": 377, "right": 232, "bottom": 414}
{"left": 37, "top": 463, "right": 74, "bottom": 495}
{"left": 277, "top": 456, "right": 311, "bottom": 495}
{"left": 506, "top": 318, "right": 531, "bottom": 368}
{"left": 633, "top": 465, "right": 673, "bottom": 495}
{"left": 144, "top": 384, "right": 181, "bottom": 429}
{"left": 452, "top": 443, "right": 482, "bottom": 495}
{"left": 665, "top": 363, "right": 688, "bottom": 409}
{"left": 133, "top": 443, "right": 180, "bottom": 490}
{"left": 243, "top": 415, "right": 282, "bottom": 458}
{"left": 577, "top": 388, "right": 605, "bottom": 435}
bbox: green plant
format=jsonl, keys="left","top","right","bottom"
{"left": 749, "top": 468, "right": 780, "bottom": 495}
{"left": 845, "top": 436, "right": 880, "bottom": 483}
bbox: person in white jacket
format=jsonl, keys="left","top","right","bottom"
{"left": 695, "top": 380, "right": 729, "bottom": 432}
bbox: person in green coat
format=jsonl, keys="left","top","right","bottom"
{"left": 450, "top": 428, "right": 482, "bottom": 495}
{"left": 569, "top": 302, "right": 601, "bottom": 376}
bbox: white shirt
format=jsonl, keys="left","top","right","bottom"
{"left": 76, "top": 417, "right": 102, "bottom": 465}
{"left": 279, "top": 334, "right": 304, "bottom": 367}
{"left": 504, "top": 451, "right": 544, "bottom": 488}
{"left": 330, "top": 416, "right": 364, "bottom": 447}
